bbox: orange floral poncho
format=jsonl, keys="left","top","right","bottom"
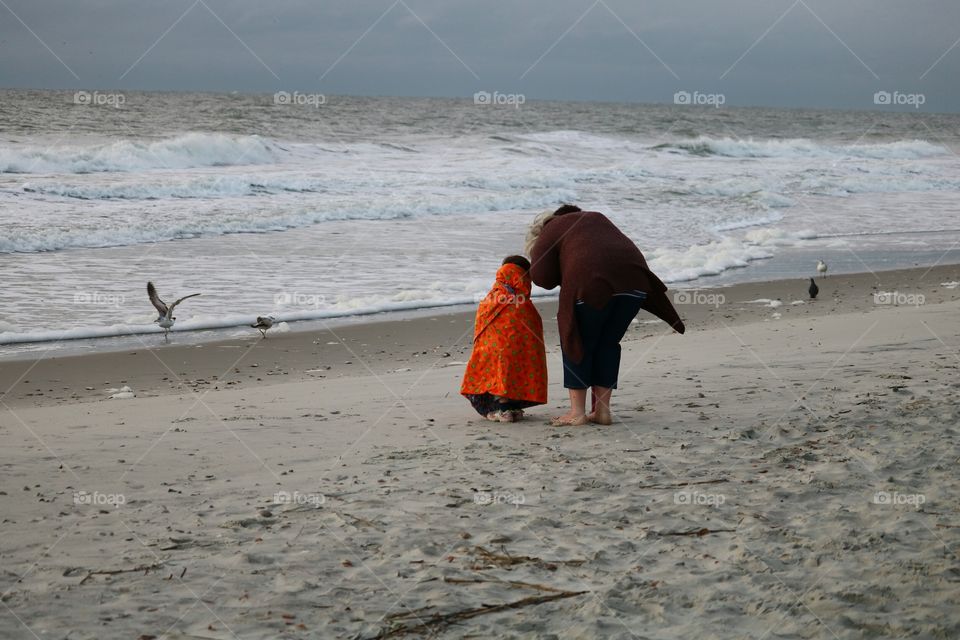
{"left": 460, "top": 263, "right": 548, "bottom": 415}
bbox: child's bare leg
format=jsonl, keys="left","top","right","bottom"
{"left": 552, "top": 388, "right": 589, "bottom": 426}
{"left": 588, "top": 386, "right": 613, "bottom": 425}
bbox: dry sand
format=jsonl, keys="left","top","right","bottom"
{"left": 1, "top": 265, "right": 959, "bottom": 639}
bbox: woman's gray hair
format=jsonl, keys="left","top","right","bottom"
{"left": 524, "top": 209, "right": 558, "bottom": 256}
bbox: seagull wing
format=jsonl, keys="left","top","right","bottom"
{"left": 167, "top": 293, "right": 201, "bottom": 316}
{"left": 147, "top": 282, "right": 168, "bottom": 317}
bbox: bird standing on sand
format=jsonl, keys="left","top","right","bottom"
{"left": 816, "top": 259, "right": 828, "bottom": 277}
{"left": 147, "top": 282, "right": 201, "bottom": 342}
{"left": 808, "top": 278, "right": 819, "bottom": 300}
{"left": 251, "top": 315, "right": 275, "bottom": 338}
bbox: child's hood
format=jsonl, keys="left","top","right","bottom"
{"left": 495, "top": 263, "right": 532, "bottom": 297}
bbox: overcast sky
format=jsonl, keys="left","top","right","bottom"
{"left": 2, "top": 0, "right": 958, "bottom": 111}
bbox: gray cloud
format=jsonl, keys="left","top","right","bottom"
{"left": 1, "top": 0, "right": 958, "bottom": 110}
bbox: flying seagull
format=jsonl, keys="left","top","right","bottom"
{"left": 816, "top": 259, "right": 828, "bottom": 277}
{"left": 808, "top": 278, "right": 819, "bottom": 300}
{"left": 147, "top": 281, "right": 201, "bottom": 342}
{"left": 251, "top": 315, "right": 275, "bottom": 338}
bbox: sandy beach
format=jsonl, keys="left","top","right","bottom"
{"left": 2, "top": 264, "right": 960, "bottom": 639}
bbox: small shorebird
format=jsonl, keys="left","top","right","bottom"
{"left": 808, "top": 278, "right": 819, "bottom": 300}
{"left": 816, "top": 259, "right": 828, "bottom": 277}
{"left": 147, "top": 281, "right": 201, "bottom": 342}
{"left": 251, "top": 315, "right": 275, "bottom": 338}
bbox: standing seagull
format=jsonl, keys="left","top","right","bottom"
{"left": 147, "top": 282, "right": 201, "bottom": 342}
{"left": 816, "top": 259, "right": 828, "bottom": 277}
{"left": 251, "top": 315, "right": 275, "bottom": 338}
{"left": 808, "top": 278, "right": 819, "bottom": 300}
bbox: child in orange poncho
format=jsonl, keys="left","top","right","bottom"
{"left": 461, "top": 256, "right": 548, "bottom": 422}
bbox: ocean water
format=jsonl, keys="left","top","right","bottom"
{"left": 1, "top": 90, "right": 959, "bottom": 350}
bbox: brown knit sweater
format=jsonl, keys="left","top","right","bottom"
{"left": 529, "top": 211, "right": 685, "bottom": 363}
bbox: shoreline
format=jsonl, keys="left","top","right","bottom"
{"left": 3, "top": 263, "right": 958, "bottom": 409}
{"left": 4, "top": 246, "right": 960, "bottom": 360}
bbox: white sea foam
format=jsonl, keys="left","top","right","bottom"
{"left": 0, "top": 133, "right": 280, "bottom": 174}
{"left": 713, "top": 212, "right": 785, "bottom": 232}
{"left": 20, "top": 175, "right": 326, "bottom": 199}
{"left": 745, "top": 299, "right": 784, "bottom": 308}
{"left": 673, "top": 178, "right": 797, "bottom": 209}
{"left": 0, "top": 187, "right": 577, "bottom": 253}
{"left": 744, "top": 228, "right": 818, "bottom": 245}
{"left": 3, "top": 121, "right": 958, "bottom": 348}
{"left": 649, "top": 237, "right": 776, "bottom": 283}
{"left": 656, "top": 137, "right": 947, "bottom": 160}
{"left": 801, "top": 175, "right": 960, "bottom": 196}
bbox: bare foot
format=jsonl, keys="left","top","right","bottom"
{"left": 551, "top": 413, "right": 589, "bottom": 426}
{"left": 587, "top": 411, "right": 612, "bottom": 425}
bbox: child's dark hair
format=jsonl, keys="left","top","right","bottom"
{"left": 502, "top": 255, "right": 531, "bottom": 271}
{"left": 554, "top": 204, "right": 582, "bottom": 215}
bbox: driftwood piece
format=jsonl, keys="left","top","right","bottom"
{"left": 366, "top": 590, "right": 589, "bottom": 639}
{"left": 79, "top": 561, "right": 165, "bottom": 584}
{"left": 636, "top": 478, "right": 728, "bottom": 489}
{"left": 655, "top": 527, "right": 735, "bottom": 537}
{"left": 470, "top": 546, "right": 586, "bottom": 571}
{"left": 443, "top": 577, "right": 573, "bottom": 593}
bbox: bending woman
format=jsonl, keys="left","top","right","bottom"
{"left": 526, "top": 205, "right": 685, "bottom": 426}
